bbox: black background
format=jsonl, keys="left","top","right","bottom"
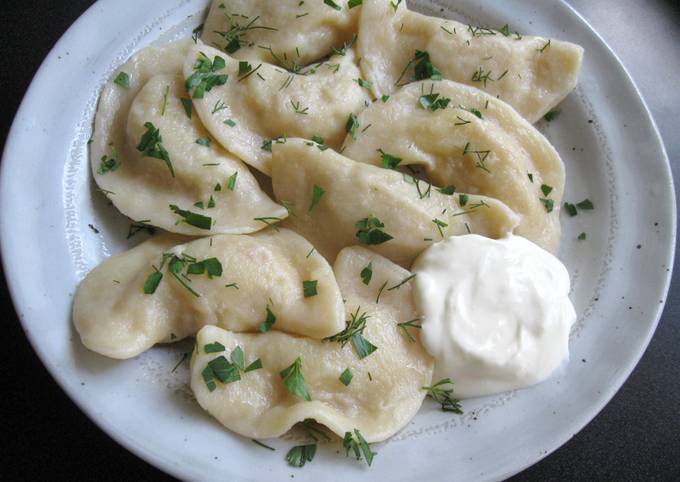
{"left": 1, "top": 1, "right": 678, "bottom": 480}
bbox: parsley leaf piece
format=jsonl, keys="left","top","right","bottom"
{"left": 355, "top": 78, "right": 372, "bottom": 89}
{"left": 202, "top": 365, "right": 217, "bottom": 392}
{"left": 438, "top": 185, "right": 456, "bottom": 195}
{"left": 564, "top": 202, "right": 578, "bottom": 217}
{"left": 185, "top": 52, "right": 229, "bottom": 99}
{"left": 500, "top": 23, "right": 511, "bottom": 36}
{"left": 169, "top": 205, "right": 212, "bottom": 230}
{"left": 540, "top": 198, "right": 555, "bottom": 213}
{"left": 339, "top": 368, "right": 353, "bottom": 386}
{"left": 303, "top": 280, "right": 318, "bottom": 297}
{"left": 309, "top": 184, "right": 325, "bottom": 211}
{"left": 203, "top": 257, "right": 223, "bottom": 277}
{"left": 459, "top": 193, "right": 469, "bottom": 207}
{"left": 226, "top": 171, "right": 238, "bottom": 191}
{"left": 348, "top": 0, "right": 363, "bottom": 8}
{"left": 378, "top": 149, "right": 402, "bottom": 169}
{"left": 230, "top": 346, "right": 245, "bottom": 370}
{"left": 459, "top": 105, "right": 483, "bottom": 118}
{"left": 360, "top": 262, "right": 373, "bottom": 285}
{"left": 577, "top": 199, "right": 594, "bottom": 210}
{"left": 539, "top": 197, "right": 555, "bottom": 213}
{"left": 544, "top": 109, "right": 561, "bottom": 122}
{"left": 355, "top": 216, "right": 393, "bottom": 245}
{"left": 204, "top": 342, "right": 226, "bottom": 353}
{"left": 208, "top": 356, "right": 241, "bottom": 384}
{"left": 286, "top": 444, "right": 317, "bottom": 468}
{"left": 261, "top": 139, "right": 273, "bottom": 152}
{"left": 541, "top": 184, "right": 553, "bottom": 197}
{"left": 346, "top": 113, "right": 360, "bottom": 140}
{"left": 245, "top": 358, "right": 263, "bottom": 372}
{"left": 207, "top": 195, "right": 216, "bottom": 208}
{"left": 196, "top": 137, "right": 211, "bottom": 147}
{"left": 381, "top": 94, "right": 390, "bottom": 102}
{"left": 324, "top": 0, "right": 342, "bottom": 10}
{"left": 97, "top": 153, "right": 120, "bottom": 175}
{"left": 351, "top": 334, "right": 378, "bottom": 359}
{"left": 578, "top": 232, "right": 587, "bottom": 240}
{"left": 143, "top": 271, "right": 163, "bottom": 294}
{"left": 238, "top": 60, "right": 252, "bottom": 76}
{"left": 113, "top": 72, "right": 130, "bottom": 88}
{"left": 528, "top": 172, "right": 534, "bottom": 183}
{"left": 224, "top": 118, "right": 236, "bottom": 127}
{"left": 258, "top": 306, "right": 277, "bottom": 333}
{"left": 280, "top": 356, "right": 312, "bottom": 401}
{"left": 343, "top": 430, "right": 376, "bottom": 466}
{"left": 422, "top": 378, "right": 463, "bottom": 413}
{"left": 137, "top": 122, "right": 174, "bottom": 177}
{"left": 419, "top": 92, "right": 451, "bottom": 111}
{"left": 413, "top": 50, "right": 442, "bottom": 81}
{"left": 181, "top": 97, "right": 193, "bottom": 119}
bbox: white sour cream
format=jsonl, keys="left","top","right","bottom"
{"left": 412, "top": 234, "right": 576, "bottom": 399}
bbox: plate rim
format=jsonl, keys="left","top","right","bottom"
{"left": 0, "top": 0, "right": 676, "bottom": 480}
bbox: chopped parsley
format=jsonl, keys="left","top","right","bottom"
{"left": 180, "top": 97, "right": 193, "bottom": 118}
{"left": 378, "top": 149, "right": 402, "bottom": 169}
{"left": 309, "top": 184, "right": 325, "bottom": 211}
{"left": 578, "top": 232, "right": 587, "bottom": 240}
{"left": 143, "top": 271, "right": 163, "bottom": 294}
{"left": 459, "top": 193, "right": 469, "bottom": 207}
{"left": 544, "top": 109, "right": 561, "bottom": 122}
{"left": 258, "top": 306, "right": 277, "bottom": 332}
{"left": 97, "top": 146, "right": 120, "bottom": 174}
{"left": 422, "top": 378, "right": 462, "bottom": 413}
{"left": 355, "top": 216, "right": 393, "bottom": 245}
{"left": 343, "top": 429, "right": 376, "bottom": 466}
{"left": 355, "top": 78, "right": 372, "bottom": 89}
{"left": 419, "top": 90, "right": 451, "bottom": 111}
{"left": 113, "top": 71, "right": 130, "bottom": 88}
{"left": 227, "top": 171, "right": 238, "bottom": 191}
{"left": 196, "top": 137, "right": 211, "bottom": 147}
{"left": 185, "top": 52, "right": 228, "bottom": 99}
{"left": 360, "top": 262, "right": 373, "bottom": 285}
{"left": 137, "top": 122, "right": 174, "bottom": 177}
{"left": 339, "top": 368, "right": 353, "bottom": 386}
{"left": 286, "top": 444, "right": 317, "bottom": 467}
{"left": 541, "top": 184, "right": 553, "bottom": 197}
{"left": 564, "top": 202, "right": 578, "bottom": 217}
{"left": 346, "top": 113, "right": 360, "bottom": 140}
{"left": 324, "top": 0, "right": 342, "bottom": 10}
{"left": 413, "top": 50, "right": 442, "bottom": 81}
{"left": 577, "top": 199, "right": 594, "bottom": 210}
{"left": 438, "top": 185, "right": 456, "bottom": 195}
{"left": 280, "top": 356, "right": 312, "bottom": 401}
{"left": 169, "top": 204, "right": 212, "bottom": 230}
{"left": 204, "top": 342, "right": 226, "bottom": 353}
{"left": 303, "top": 280, "right": 318, "bottom": 298}
{"left": 348, "top": 0, "right": 362, "bottom": 8}
{"left": 324, "top": 307, "right": 378, "bottom": 359}
{"left": 540, "top": 198, "right": 555, "bottom": 213}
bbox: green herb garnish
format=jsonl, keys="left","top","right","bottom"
{"left": 280, "top": 356, "right": 312, "bottom": 401}
{"left": 258, "top": 306, "right": 277, "bottom": 332}
{"left": 169, "top": 204, "right": 212, "bottom": 230}
{"left": 113, "top": 72, "right": 130, "bottom": 88}
{"left": 343, "top": 430, "right": 376, "bottom": 466}
{"left": 286, "top": 444, "right": 317, "bottom": 468}
{"left": 355, "top": 216, "right": 393, "bottom": 245}
{"left": 204, "top": 342, "right": 226, "bottom": 353}
{"left": 378, "top": 149, "right": 402, "bottom": 169}
{"left": 423, "top": 378, "right": 462, "bottom": 413}
{"left": 309, "top": 184, "right": 325, "bottom": 211}
{"left": 346, "top": 113, "right": 360, "bottom": 140}
{"left": 360, "top": 262, "right": 373, "bottom": 285}
{"left": 185, "top": 52, "right": 228, "bottom": 99}
{"left": 303, "top": 280, "right": 318, "bottom": 298}
{"left": 137, "top": 122, "right": 174, "bottom": 177}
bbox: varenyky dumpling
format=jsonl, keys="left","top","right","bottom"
{"left": 201, "top": 0, "right": 360, "bottom": 67}
{"left": 191, "top": 246, "right": 433, "bottom": 442}
{"left": 182, "top": 43, "right": 370, "bottom": 175}
{"left": 92, "top": 40, "right": 286, "bottom": 235}
{"left": 357, "top": 0, "right": 583, "bottom": 122}
{"left": 73, "top": 229, "right": 345, "bottom": 359}
{"left": 341, "top": 81, "right": 564, "bottom": 252}
{"left": 271, "top": 138, "right": 519, "bottom": 267}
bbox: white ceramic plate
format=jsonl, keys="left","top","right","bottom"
{"left": 1, "top": 0, "right": 675, "bottom": 480}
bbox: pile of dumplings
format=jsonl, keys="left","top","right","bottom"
{"left": 75, "top": 0, "right": 583, "bottom": 453}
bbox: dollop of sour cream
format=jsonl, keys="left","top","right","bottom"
{"left": 412, "top": 234, "right": 576, "bottom": 399}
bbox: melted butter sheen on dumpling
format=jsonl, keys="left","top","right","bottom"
{"left": 271, "top": 138, "right": 519, "bottom": 267}
{"left": 92, "top": 40, "right": 286, "bottom": 235}
{"left": 357, "top": 0, "right": 583, "bottom": 122}
{"left": 190, "top": 246, "right": 434, "bottom": 442}
{"left": 73, "top": 229, "right": 345, "bottom": 359}
{"left": 182, "top": 43, "right": 371, "bottom": 175}
{"left": 341, "top": 81, "right": 565, "bottom": 253}
{"left": 201, "top": 0, "right": 360, "bottom": 66}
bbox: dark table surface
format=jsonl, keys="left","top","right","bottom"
{"left": 1, "top": 1, "right": 678, "bottom": 480}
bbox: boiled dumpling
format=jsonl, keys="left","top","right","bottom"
{"left": 201, "top": 0, "right": 360, "bottom": 66}
{"left": 92, "top": 40, "right": 286, "bottom": 235}
{"left": 271, "top": 138, "right": 519, "bottom": 267}
{"left": 341, "top": 80, "right": 564, "bottom": 252}
{"left": 182, "top": 43, "right": 370, "bottom": 175}
{"left": 357, "top": 0, "right": 583, "bottom": 122}
{"left": 190, "top": 246, "right": 433, "bottom": 442}
{"left": 73, "top": 229, "right": 345, "bottom": 359}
